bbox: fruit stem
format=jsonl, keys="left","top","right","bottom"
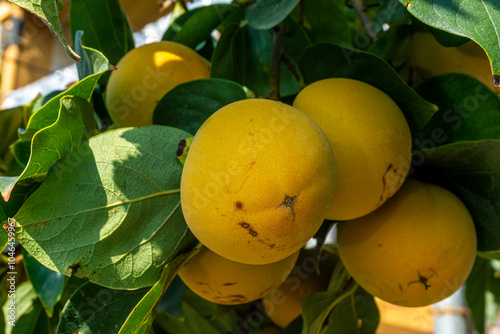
{"left": 268, "top": 21, "right": 285, "bottom": 101}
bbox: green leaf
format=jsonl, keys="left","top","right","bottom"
{"left": 8, "top": 0, "right": 80, "bottom": 61}
{"left": 57, "top": 282, "right": 149, "bottom": 334}
{"left": 13, "top": 126, "right": 195, "bottom": 289}
{"left": 74, "top": 30, "right": 112, "bottom": 81}
{"left": 414, "top": 73, "right": 500, "bottom": 145}
{"left": 153, "top": 78, "right": 247, "bottom": 135}
{"left": 324, "top": 287, "right": 379, "bottom": 334}
{"left": 478, "top": 250, "right": 500, "bottom": 261}
{"left": 22, "top": 248, "right": 65, "bottom": 317}
{"left": 0, "top": 96, "right": 95, "bottom": 202}
{"left": 400, "top": 0, "right": 500, "bottom": 81}
{"left": 0, "top": 95, "right": 42, "bottom": 170}
{"left": 246, "top": 0, "right": 300, "bottom": 30}
{"left": 2, "top": 282, "right": 44, "bottom": 334}
{"left": 155, "top": 288, "right": 238, "bottom": 334}
{"left": 70, "top": 0, "right": 135, "bottom": 65}
{"left": 118, "top": 245, "right": 201, "bottom": 334}
{"left": 301, "top": 261, "right": 356, "bottom": 334}
{"left": 162, "top": 4, "right": 237, "bottom": 50}
{"left": 298, "top": 42, "right": 437, "bottom": 134}
{"left": 156, "top": 275, "right": 185, "bottom": 318}
{"left": 0, "top": 184, "right": 37, "bottom": 251}
{"left": 417, "top": 140, "right": 500, "bottom": 252}
{"left": 290, "top": 0, "right": 352, "bottom": 46}
{"left": 19, "top": 70, "right": 107, "bottom": 142}
{"left": 211, "top": 24, "right": 300, "bottom": 98}
{"left": 466, "top": 257, "right": 488, "bottom": 334}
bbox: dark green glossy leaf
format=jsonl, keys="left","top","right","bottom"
{"left": 414, "top": 73, "right": 500, "bottom": 144}
{"left": 74, "top": 30, "right": 112, "bottom": 81}
{"left": 13, "top": 126, "right": 195, "bottom": 289}
{"left": 301, "top": 261, "right": 356, "bottom": 334}
{"left": 162, "top": 4, "right": 236, "bottom": 50}
{"left": 0, "top": 96, "right": 95, "bottom": 201}
{"left": 22, "top": 248, "right": 65, "bottom": 317}
{"left": 246, "top": 0, "right": 300, "bottom": 30}
{"left": 298, "top": 42, "right": 437, "bottom": 134}
{"left": 400, "top": 0, "right": 500, "bottom": 80}
{"left": 290, "top": 0, "right": 352, "bottom": 46}
{"left": 70, "top": 0, "right": 135, "bottom": 65}
{"left": 324, "top": 286, "right": 379, "bottom": 334}
{"left": 466, "top": 257, "right": 488, "bottom": 334}
{"left": 153, "top": 78, "right": 247, "bottom": 135}
{"left": 57, "top": 282, "right": 148, "bottom": 334}
{"left": 8, "top": 0, "right": 80, "bottom": 61}
{"left": 417, "top": 140, "right": 500, "bottom": 252}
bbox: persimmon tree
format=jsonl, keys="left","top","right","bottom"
{"left": 0, "top": 0, "right": 499, "bottom": 333}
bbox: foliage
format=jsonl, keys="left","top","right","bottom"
{"left": 1, "top": 0, "right": 499, "bottom": 333}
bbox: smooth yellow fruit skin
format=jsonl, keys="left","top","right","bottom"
{"left": 337, "top": 179, "right": 477, "bottom": 307}
{"left": 263, "top": 246, "right": 337, "bottom": 328}
{"left": 180, "top": 99, "right": 336, "bottom": 265}
{"left": 293, "top": 78, "right": 412, "bottom": 221}
{"left": 179, "top": 246, "right": 299, "bottom": 305}
{"left": 105, "top": 41, "right": 210, "bottom": 127}
{"left": 410, "top": 31, "right": 500, "bottom": 94}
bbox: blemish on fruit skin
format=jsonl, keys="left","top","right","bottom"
{"left": 399, "top": 284, "right": 403, "bottom": 292}
{"left": 239, "top": 221, "right": 258, "bottom": 236}
{"left": 408, "top": 269, "right": 437, "bottom": 290}
{"left": 276, "top": 193, "right": 299, "bottom": 221}
{"left": 223, "top": 282, "right": 237, "bottom": 286}
{"left": 235, "top": 201, "right": 244, "bottom": 210}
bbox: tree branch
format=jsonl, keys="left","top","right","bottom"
{"left": 268, "top": 21, "right": 285, "bottom": 101}
{"left": 350, "top": 0, "right": 377, "bottom": 42}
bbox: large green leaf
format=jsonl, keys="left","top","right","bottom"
{"left": 414, "top": 73, "right": 500, "bottom": 144}
{"left": 13, "top": 126, "right": 195, "bottom": 289}
{"left": 70, "top": 0, "right": 134, "bottom": 65}
{"left": 400, "top": 0, "right": 500, "bottom": 81}
{"left": 22, "top": 248, "right": 65, "bottom": 317}
{"left": 246, "top": 0, "right": 300, "bottom": 30}
{"left": 162, "top": 4, "right": 236, "bottom": 50}
{"left": 0, "top": 96, "right": 95, "bottom": 202}
{"left": 153, "top": 78, "right": 247, "bottom": 135}
{"left": 57, "top": 282, "right": 149, "bottom": 334}
{"left": 417, "top": 140, "right": 500, "bottom": 252}
{"left": 8, "top": 0, "right": 80, "bottom": 61}
{"left": 298, "top": 42, "right": 437, "bottom": 134}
